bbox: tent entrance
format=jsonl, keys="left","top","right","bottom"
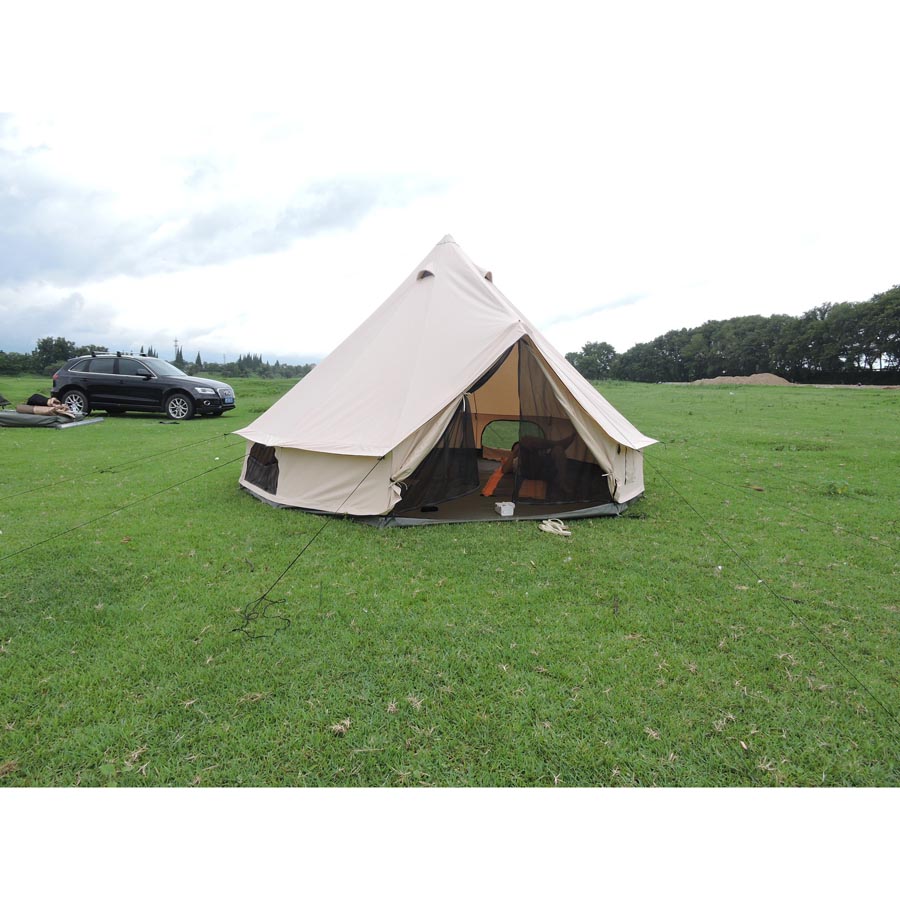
{"left": 393, "top": 400, "right": 479, "bottom": 512}
{"left": 392, "top": 338, "right": 614, "bottom": 521}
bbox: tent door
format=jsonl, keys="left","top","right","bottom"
{"left": 394, "top": 399, "right": 479, "bottom": 511}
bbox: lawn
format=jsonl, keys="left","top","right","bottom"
{"left": 0, "top": 375, "right": 897, "bottom": 786}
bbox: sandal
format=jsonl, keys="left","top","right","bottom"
{"left": 539, "top": 518, "right": 571, "bottom": 536}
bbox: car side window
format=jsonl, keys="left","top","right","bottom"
{"left": 88, "top": 358, "right": 115, "bottom": 373}
{"left": 119, "top": 358, "right": 153, "bottom": 377}
{"left": 69, "top": 359, "right": 90, "bottom": 372}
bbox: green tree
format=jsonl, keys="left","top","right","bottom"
{"left": 868, "top": 286, "right": 900, "bottom": 369}
{"left": 33, "top": 336, "right": 76, "bottom": 370}
{"left": 565, "top": 341, "right": 618, "bottom": 380}
{"left": 0, "top": 351, "right": 34, "bottom": 375}
{"left": 74, "top": 343, "right": 108, "bottom": 357}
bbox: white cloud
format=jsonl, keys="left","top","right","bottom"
{"left": 3, "top": 2, "right": 899, "bottom": 361}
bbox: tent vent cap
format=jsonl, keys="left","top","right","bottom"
{"left": 481, "top": 270, "right": 493, "bottom": 282}
{"left": 417, "top": 268, "right": 434, "bottom": 280}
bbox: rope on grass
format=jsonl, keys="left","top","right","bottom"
{"left": 233, "top": 457, "right": 386, "bottom": 640}
{"left": 0, "top": 431, "right": 239, "bottom": 502}
{"left": 645, "top": 456, "right": 900, "bottom": 736}
{"left": 0, "top": 451, "right": 248, "bottom": 564}
{"left": 231, "top": 519, "right": 331, "bottom": 640}
{"left": 647, "top": 451, "right": 897, "bottom": 553}
{"left": 99, "top": 432, "right": 241, "bottom": 475}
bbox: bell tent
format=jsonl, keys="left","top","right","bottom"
{"left": 236, "top": 235, "right": 655, "bottom": 525}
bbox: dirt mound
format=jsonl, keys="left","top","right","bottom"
{"left": 691, "top": 373, "right": 792, "bottom": 386}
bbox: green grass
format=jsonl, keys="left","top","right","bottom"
{"left": 0, "top": 375, "right": 897, "bottom": 786}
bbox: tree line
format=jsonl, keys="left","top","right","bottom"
{"left": 566, "top": 285, "right": 900, "bottom": 384}
{"left": 0, "top": 336, "right": 315, "bottom": 380}
{"left": 189, "top": 352, "right": 315, "bottom": 380}
{"left": 4, "top": 284, "right": 896, "bottom": 385}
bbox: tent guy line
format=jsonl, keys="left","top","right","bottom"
{"left": 645, "top": 456, "right": 900, "bottom": 736}
{"left": 648, "top": 453, "right": 897, "bottom": 555}
{"left": 234, "top": 455, "right": 386, "bottom": 640}
{"left": 0, "top": 431, "right": 240, "bottom": 503}
{"left": 0, "top": 451, "right": 247, "bottom": 564}
{"left": 97, "top": 433, "right": 243, "bottom": 475}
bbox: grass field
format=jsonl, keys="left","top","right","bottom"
{"left": 0, "top": 375, "right": 897, "bottom": 786}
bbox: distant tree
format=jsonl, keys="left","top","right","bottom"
{"left": 615, "top": 329, "right": 692, "bottom": 382}
{"left": 565, "top": 341, "right": 618, "bottom": 380}
{"left": 216, "top": 355, "right": 315, "bottom": 380}
{"left": 74, "top": 343, "right": 108, "bottom": 357}
{"left": 0, "top": 351, "right": 34, "bottom": 375}
{"left": 33, "top": 336, "right": 76, "bottom": 370}
{"left": 608, "top": 287, "right": 900, "bottom": 383}
{"left": 869, "top": 286, "right": 900, "bottom": 369}
{"left": 195, "top": 352, "right": 203, "bottom": 368}
{"left": 175, "top": 346, "right": 185, "bottom": 367}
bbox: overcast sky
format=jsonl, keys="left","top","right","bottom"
{"left": 2, "top": 1, "right": 898, "bottom": 364}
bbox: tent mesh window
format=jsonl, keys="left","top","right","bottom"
{"left": 245, "top": 442, "right": 280, "bottom": 495}
{"left": 480, "top": 418, "right": 544, "bottom": 452}
{"left": 396, "top": 401, "right": 479, "bottom": 511}
{"left": 514, "top": 340, "right": 613, "bottom": 504}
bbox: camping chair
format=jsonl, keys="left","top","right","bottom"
{"left": 481, "top": 444, "right": 552, "bottom": 501}
{"left": 0, "top": 393, "right": 10, "bottom": 409}
{"left": 513, "top": 442, "right": 553, "bottom": 502}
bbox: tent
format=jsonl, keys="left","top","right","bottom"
{"left": 236, "top": 235, "right": 655, "bottom": 525}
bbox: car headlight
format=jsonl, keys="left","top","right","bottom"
{"left": 194, "top": 387, "right": 216, "bottom": 395}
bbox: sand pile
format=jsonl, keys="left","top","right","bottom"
{"left": 691, "top": 373, "right": 792, "bottom": 386}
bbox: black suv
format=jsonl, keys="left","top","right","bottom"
{"left": 51, "top": 353, "right": 236, "bottom": 420}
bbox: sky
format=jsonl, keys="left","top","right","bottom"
{"left": 2, "top": 1, "right": 894, "bottom": 867}
{"left": 2, "top": 1, "right": 899, "bottom": 365}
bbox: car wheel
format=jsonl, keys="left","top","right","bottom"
{"left": 62, "top": 388, "right": 91, "bottom": 416}
{"left": 165, "top": 393, "right": 195, "bottom": 420}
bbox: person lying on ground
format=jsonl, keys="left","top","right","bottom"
{"left": 15, "top": 397, "right": 76, "bottom": 418}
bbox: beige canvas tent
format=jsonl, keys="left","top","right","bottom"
{"left": 236, "top": 235, "right": 655, "bottom": 524}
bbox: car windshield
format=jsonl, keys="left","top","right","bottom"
{"left": 145, "top": 359, "right": 189, "bottom": 377}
